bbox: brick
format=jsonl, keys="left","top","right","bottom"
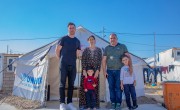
{"left": 9, "top": 77, "right": 15, "bottom": 81}
{"left": 3, "top": 77, "right": 10, "bottom": 81}
{"left": 4, "top": 74, "right": 12, "bottom": 78}
{"left": 6, "top": 87, "right": 13, "bottom": 91}
{"left": 4, "top": 81, "right": 14, "bottom": 85}
{"left": 3, "top": 81, "right": 10, "bottom": 84}
{"left": 3, "top": 84, "right": 10, "bottom": 88}
{"left": 3, "top": 89, "right": 11, "bottom": 93}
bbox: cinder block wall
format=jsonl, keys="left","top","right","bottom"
{"left": 2, "top": 54, "right": 21, "bottom": 93}
{"left": 2, "top": 56, "right": 15, "bottom": 93}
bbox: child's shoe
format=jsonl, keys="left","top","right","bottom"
{"left": 132, "top": 105, "right": 138, "bottom": 109}
{"left": 132, "top": 100, "right": 138, "bottom": 109}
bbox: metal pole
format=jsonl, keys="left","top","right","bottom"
{"left": 7, "top": 45, "right": 9, "bottom": 54}
{"left": 102, "top": 27, "right": 105, "bottom": 38}
{"left": 153, "top": 32, "right": 156, "bottom": 85}
{"left": 154, "top": 32, "right": 156, "bottom": 67}
{"left": 44, "top": 56, "right": 49, "bottom": 108}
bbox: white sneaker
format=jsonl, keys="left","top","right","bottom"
{"left": 60, "top": 103, "right": 66, "bottom": 110}
{"left": 67, "top": 103, "right": 77, "bottom": 110}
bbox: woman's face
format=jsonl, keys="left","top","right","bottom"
{"left": 88, "top": 37, "right": 95, "bottom": 45}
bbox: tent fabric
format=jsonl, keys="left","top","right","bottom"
{"left": 13, "top": 26, "right": 148, "bottom": 102}
{"left": 13, "top": 57, "right": 48, "bottom": 102}
{"left": 13, "top": 39, "right": 57, "bottom": 67}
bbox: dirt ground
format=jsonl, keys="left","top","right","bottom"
{"left": 144, "top": 84, "right": 164, "bottom": 104}
{"left": 0, "top": 91, "right": 41, "bottom": 110}
{"left": 0, "top": 85, "right": 164, "bottom": 110}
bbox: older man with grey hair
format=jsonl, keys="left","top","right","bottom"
{"left": 102, "top": 33, "right": 129, "bottom": 110}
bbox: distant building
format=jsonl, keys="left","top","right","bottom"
{"left": 0, "top": 53, "right": 22, "bottom": 93}
{"left": 145, "top": 48, "right": 180, "bottom": 82}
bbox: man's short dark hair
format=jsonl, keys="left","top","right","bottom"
{"left": 67, "top": 22, "right": 76, "bottom": 27}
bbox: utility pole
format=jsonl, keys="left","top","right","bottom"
{"left": 7, "top": 45, "right": 9, "bottom": 54}
{"left": 102, "top": 27, "right": 105, "bottom": 38}
{"left": 154, "top": 32, "right": 156, "bottom": 67}
{"left": 153, "top": 32, "right": 157, "bottom": 85}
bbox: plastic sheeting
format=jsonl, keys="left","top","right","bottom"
{"left": 13, "top": 58, "right": 48, "bottom": 102}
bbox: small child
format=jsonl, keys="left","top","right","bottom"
{"left": 83, "top": 67, "right": 97, "bottom": 110}
{"left": 120, "top": 55, "right": 138, "bottom": 110}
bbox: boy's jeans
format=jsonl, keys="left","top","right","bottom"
{"left": 85, "top": 90, "right": 96, "bottom": 108}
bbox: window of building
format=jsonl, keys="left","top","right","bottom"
{"left": 177, "top": 51, "right": 180, "bottom": 56}
{"left": 7, "top": 57, "right": 16, "bottom": 72}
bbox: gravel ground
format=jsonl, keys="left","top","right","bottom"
{"left": 0, "top": 92, "right": 40, "bottom": 110}
{"left": 0, "top": 85, "right": 162, "bottom": 109}
{"left": 0, "top": 95, "right": 157, "bottom": 109}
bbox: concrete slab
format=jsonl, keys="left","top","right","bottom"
{"left": 35, "top": 101, "right": 166, "bottom": 110}
{"left": 0, "top": 103, "right": 18, "bottom": 110}
{"left": 0, "top": 102, "right": 167, "bottom": 110}
{"left": 122, "top": 104, "right": 166, "bottom": 110}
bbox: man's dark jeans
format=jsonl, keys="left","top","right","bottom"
{"left": 59, "top": 64, "right": 76, "bottom": 104}
{"left": 107, "top": 70, "right": 122, "bottom": 104}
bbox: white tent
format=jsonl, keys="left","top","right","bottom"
{"left": 12, "top": 26, "right": 148, "bottom": 102}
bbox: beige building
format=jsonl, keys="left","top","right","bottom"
{"left": 0, "top": 54, "right": 22, "bottom": 93}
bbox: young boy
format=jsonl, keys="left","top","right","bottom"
{"left": 83, "top": 67, "right": 97, "bottom": 110}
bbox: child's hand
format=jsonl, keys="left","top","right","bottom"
{"left": 134, "top": 81, "right": 136, "bottom": 86}
{"left": 83, "top": 71, "right": 87, "bottom": 78}
{"left": 93, "top": 84, "right": 96, "bottom": 87}
{"left": 121, "top": 85, "right": 124, "bottom": 90}
{"left": 84, "top": 89, "right": 88, "bottom": 92}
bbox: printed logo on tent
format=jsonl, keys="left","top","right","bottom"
{"left": 20, "top": 73, "right": 42, "bottom": 89}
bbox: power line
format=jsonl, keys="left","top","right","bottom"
{"left": 129, "top": 49, "right": 165, "bottom": 52}
{"left": 0, "top": 37, "right": 59, "bottom": 41}
{"left": 96, "top": 29, "right": 178, "bottom": 47}
{"left": 0, "top": 36, "right": 175, "bottom": 48}
{"left": 0, "top": 34, "right": 178, "bottom": 48}
{"left": 120, "top": 40, "right": 173, "bottom": 47}
{"left": 94, "top": 31, "right": 180, "bottom": 36}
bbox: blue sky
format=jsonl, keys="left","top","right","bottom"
{"left": 0, "top": 0, "right": 180, "bottom": 58}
